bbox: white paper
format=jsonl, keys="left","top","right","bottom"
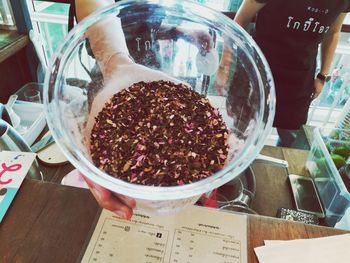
{"left": 255, "top": 234, "right": 350, "bottom": 263}
{"left": 82, "top": 206, "right": 247, "bottom": 263}
{"left": 334, "top": 207, "right": 350, "bottom": 230}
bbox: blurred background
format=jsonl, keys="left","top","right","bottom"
{"left": 1, "top": 0, "right": 350, "bottom": 145}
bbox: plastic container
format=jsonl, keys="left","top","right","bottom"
{"left": 12, "top": 82, "right": 46, "bottom": 145}
{"left": 12, "top": 102, "right": 46, "bottom": 146}
{"left": 0, "top": 119, "right": 43, "bottom": 180}
{"left": 44, "top": 0, "right": 275, "bottom": 215}
{"left": 306, "top": 128, "right": 350, "bottom": 226}
{"left": 15, "top": 82, "right": 44, "bottom": 103}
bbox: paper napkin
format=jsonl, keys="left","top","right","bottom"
{"left": 254, "top": 234, "right": 350, "bottom": 263}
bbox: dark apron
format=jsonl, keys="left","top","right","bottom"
{"left": 254, "top": 0, "right": 349, "bottom": 129}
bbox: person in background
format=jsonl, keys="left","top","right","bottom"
{"left": 233, "top": 0, "right": 349, "bottom": 147}
{"left": 75, "top": 0, "right": 212, "bottom": 219}
{"left": 72, "top": 0, "right": 212, "bottom": 108}
{"left": 70, "top": 0, "right": 212, "bottom": 70}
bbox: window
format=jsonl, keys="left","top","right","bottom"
{"left": 195, "top": 0, "right": 243, "bottom": 12}
{"left": 26, "top": 0, "right": 69, "bottom": 64}
{"left": 0, "top": 0, "right": 15, "bottom": 29}
{"left": 307, "top": 26, "right": 350, "bottom": 128}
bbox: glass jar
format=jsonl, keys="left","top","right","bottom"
{"left": 44, "top": 0, "right": 275, "bottom": 215}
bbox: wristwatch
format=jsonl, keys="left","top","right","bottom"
{"left": 316, "top": 72, "right": 331, "bottom": 82}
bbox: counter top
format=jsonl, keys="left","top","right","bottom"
{"left": 0, "top": 145, "right": 349, "bottom": 262}
{"left": 250, "top": 145, "right": 310, "bottom": 217}
{"left": 0, "top": 178, "right": 348, "bottom": 263}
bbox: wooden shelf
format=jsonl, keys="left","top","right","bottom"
{"left": 0, "top": 29, "right": 29, "bottom": 64}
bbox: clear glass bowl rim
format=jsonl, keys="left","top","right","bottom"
{"left": 44, "top": 0, "right": 275, "bottom": 200}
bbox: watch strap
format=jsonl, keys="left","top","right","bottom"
{"left": 317, "top": 72, "right": 330, "bottom": 82}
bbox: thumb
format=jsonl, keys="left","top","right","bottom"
{"left": 82, "top": 174, "right": 112, "bottom": 202}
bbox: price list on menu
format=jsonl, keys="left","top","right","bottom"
{"left": 81, "top": 206, "right": 247, "bottom": 263}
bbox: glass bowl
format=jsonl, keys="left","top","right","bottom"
{"left": 44, "top": 0, "right": 275, "bottom": 215}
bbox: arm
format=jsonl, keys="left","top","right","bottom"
{"left": 75, "top": 0, "right": 183, "bottom": 220}
{"left": 319, "top": 13, "right": 347, "bottom": 76}
{"left": 314, "top": 13, "right": 347, "bottom": 98}
{"left": 75, "top": 0, "right": 136, "bottom": 220}
{"left": 75, "top": 0, "right": 113, "bottom": 21}
{"left": 215, "top": 0, "right": 265, "bottom": 93}
{"left": 75, "top": 0, "right": 133, "bottom": 79}
{"left": 234, "top": 0, "right": 266, "bottom": 30}
{"left": 156, "top": 25, "right": 213, "bottom": 54}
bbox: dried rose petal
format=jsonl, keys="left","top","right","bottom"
{"left": 90, "top": 80, "right": 229, "bottom": 187}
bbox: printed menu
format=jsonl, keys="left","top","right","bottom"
{"left": 82, "top": 206, "right": 247, "bottom": 263}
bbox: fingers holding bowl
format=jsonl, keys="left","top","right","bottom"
{"left": 82, "top": 174, "right": 136, "bottom": 220}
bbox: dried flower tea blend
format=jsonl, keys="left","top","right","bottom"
{"left": 90, "top": 80, "right": 229, "bottom": 186}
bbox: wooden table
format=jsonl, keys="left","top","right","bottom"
{"left": 37, "top": 144, "right": 309, "bottom": 215}
{"left": 32, "top": 144, "right": 307, "bottom": 224}
{"left": 0, "top": 178, "right": 348, "bottom": 263}
{"left": 250, "top": 145, "right": 310, "bottom": 218}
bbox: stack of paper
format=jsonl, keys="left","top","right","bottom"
{"left": 255, "top": 234, "right": 350, "bottom": 263}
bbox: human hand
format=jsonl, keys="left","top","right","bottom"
{"left": 191, "top": 29, "right": 213, "bottom": 55}
{"left": 84, "top": 55, "right": 184, "bottom": 218}
{"left": 85, "top": 55, "right": 182, "bottom": 137}
{"left": 83, "top": 174, "right": 136, "bottom": 219}
{"left": 178, "top": 28, "right": 213, "bottom": 55}
{"left": 214, "top": 44, "right": 233, "bottom": 95}
{"left": 313, "top": 78, "right": 325, "bottom": 99}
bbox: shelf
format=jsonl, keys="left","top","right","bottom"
{"left": 0, "top": 29, "right": 29, "bottom": 64}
